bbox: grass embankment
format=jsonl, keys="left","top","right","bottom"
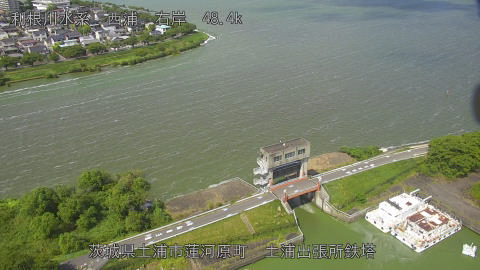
{"left": 325, "top": 158, "right": 424, "bottom": 212}
{"left": 469, "top": 182, "right": 480, "bottom": 207}
{"left": 1, "top": 32, "right": 208, "bottom": 86}
{"left": 103, "top": 200, "right": 299, "bottom": 270}
{"left": 339, "top": 145, "right": 382, "bottom": 161}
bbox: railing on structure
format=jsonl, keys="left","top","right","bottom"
{"left": 317, "top": 185, "right": 370, "bottom": 223}
{"left": 280, "top": 210, "right": 304, "bottom": 245}
{"left": 270, "top": 177, "right": 310, "bottom": 191}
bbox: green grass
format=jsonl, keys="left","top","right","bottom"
{"left": 325, "top": 158, "right": 424, "bottom": 211}
{"left": 162, "top": 200, "right": 296, "bottom": 246}
{"left": 469, "top": 182, "right": 480, "bottom": 206}
{"left": 339, "top": 145, "right": 382, "bottom": 161}
{"left": 0, "top": 32, "right": 208, "bottom": 87}
{"left": 53, "top": 249, "right": 90, "bottom": 263}
{"left": 393, "top": 147, "right": 413, "bottom": 153}
{"left": 102, "top": 200, "right": 299, "bottom": 269}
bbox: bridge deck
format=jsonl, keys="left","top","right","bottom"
{"left": 270, "top": 178, "right": 318, "bottom": 201}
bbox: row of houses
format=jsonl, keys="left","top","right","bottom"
{"left": 0, "top": 1, "right": 172, "bottom": 59}
{"left": 0, "top": 0, "right": 70, "bottom": 13}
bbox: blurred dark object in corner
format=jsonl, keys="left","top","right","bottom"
{"left": 477, "top": 0, "right": 480, "bottom": 18}
{"left": 473, "top": 84, "right": 480, "bottom": 124}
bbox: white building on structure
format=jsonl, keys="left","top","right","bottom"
{"left": 253, "top": 138, "right": 310, "bottom": 187}
{"left": 366, "top": 191, "right": 462, "bottom": 252}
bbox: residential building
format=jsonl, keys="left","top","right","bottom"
{"left": 0, "top": 0, "right": 19, "bottom": 13}
{"left": 2, "top": 25, "right": 19, "bottom": 37}
{"left": 0, "top": 37, "right": 15, "bottom": 48}
{"left": 0, "top": 29, "right": 8, "bottom": 39}
{"left": 32, "top": 30, "right": 48, "bottom": 41}
{"left": 59, "top": 39, "right": 78, "bottom": 47}
{"left": 156, "top": 24, "right": 170, "bottom": 35}
{"left": 32, "top": 0, "right": 69, "bottom": 11}
{"left": 27, "top": 44, "right": 49, "bottom": 55}
{"left": 49, "top": 34, "right": 66, "bottom": 45}
{"left": 79, "top": 36, "right": 99, "bottom": 46}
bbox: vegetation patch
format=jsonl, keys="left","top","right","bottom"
{"left": 469, "top": 182, "right": 480, "bottom": 206}
{"left": 325, "top": 158, "right": 423, "bottom": 211}
{"left": 103, "top": 200, "right": 299, "bottom": 270}
{"left": 421, "top": 131, "right": 480, "bottom": 179}
{"left": 0, "top": 169, "right": 171, "bottom": 269}
{"left": 339, "top": 145, "right": 382, "bottom": 161}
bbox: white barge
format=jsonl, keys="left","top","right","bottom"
{"left": 365, "top": 191, "right": 462, "bottom": 252}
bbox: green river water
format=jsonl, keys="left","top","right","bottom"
{"left": 249, "top": 203, "right": 480, "bottom": 269}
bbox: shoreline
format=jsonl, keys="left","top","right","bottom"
{"left": 0, "top": 31, "right": 211, "bottom": 90}
{"left": 198, "top": 30, "right": 217, "bottom": 45}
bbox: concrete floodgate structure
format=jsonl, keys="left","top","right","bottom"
{"left": 253, "top": 138, "right": 310, "bottom": 187}
{"left": 365, "top": 191, "right": 462, "bottom": 253}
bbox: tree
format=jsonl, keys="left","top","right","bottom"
{"left": 23, "top": 0, "right": 33, "bottom": 11}
{"left": 20, "top": 187, "right": 60, "bottom": 216}
{"left": 125, "top": 210, "right": 148, "bottom": 232}
{"left": 105, "top": 170, "right": 147, "bottom": 217}
{"left": 177, "top": 23, "right": 196, "bottom": 35}
{"left": 110, "top": 40, "right": 121, "bottom": 50}
{"left": 76, "top": 206, "right": 98, "bottom": 231}
{"left": 124, "top": 35, "right": 138, "bottom": 48}
{"left": 46, "top": 3, "right": 57, "bottom": 11}
{"left": 52, "top": 42, "right": 60, "bottom": 52}
{"left": 57, "top": 197, "right": 82, "bottom": 224}
{"left": 86, "top": 42, "right": 106, "bottom": 55}
{"left": 150, "top": 207, "right": 171, "bottom": 227}
{"left": 422, "top": 132, "right": 480, "bottom": 178}
{"left": 48, "top": 52, "right": 59, "bottom": 62}
{"left": 58, "top": 45, "right": 86, "bottom": 58}
{"left": 0, "top": 56, "right": 18, "bottom": 70}
{"left": 77, "top": 24, "right": 91, "bottom": 35}
{"left": 31, "top": 212, "right": 59, "bottom": 239}
{"left": 78, "top": 169, "right": 112, "bottom": 192}
{"left": 58, "top": 232, "right": 86, "bottom": 254}
{"left": 138, "top": 31, "right": 154, "bottom": 45}
{"left": 54, "top": 185, "right": 74, "bottom": 199}
{"left": 147, "top": 23, "right": 156, "bottom": 32}
{"left": 0, "top": 72, "right": 9, "bottom": 86}
{"left": 21, "top": 52, "right": 43, "bottom": 66}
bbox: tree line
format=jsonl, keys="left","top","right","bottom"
{"left": 422, "top": 131, "right": 480, "bottom": 179}
{"left": 0, "top": 169, "right": 171, "bottom": 269}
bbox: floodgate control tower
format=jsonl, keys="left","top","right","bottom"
{"left": 253, "top": 138, "right": 310, "bottom": 187}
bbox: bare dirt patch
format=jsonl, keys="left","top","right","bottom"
{"left": 308, "top": 152, "right": 355, "bottom": 175}
{"left": 165, "top": 178, "right": 258, "bottom": 220}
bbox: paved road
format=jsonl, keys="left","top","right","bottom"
{"left": 271, "top": 178, "right": 318, "bottom": 200}
{"left": 61, "top": 193, "right": 276, "bottom": 270}
{"left": 62, "top": 144, "right": 428, "bottom": 269}
{"left": 313, "top": 144, "right": 428, "bottom": 183}
{"left": 271, "top": 144, "right": 429, "bottom": 200}
{"left": 117, "top": 192, "right": 276, "bottom": 248}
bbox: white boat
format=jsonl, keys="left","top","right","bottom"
{"left": 366, "top": 192, "right": 462, "bottom": 252}
{"left": 462, "top": 243, "right": 477, "bottom": 258}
